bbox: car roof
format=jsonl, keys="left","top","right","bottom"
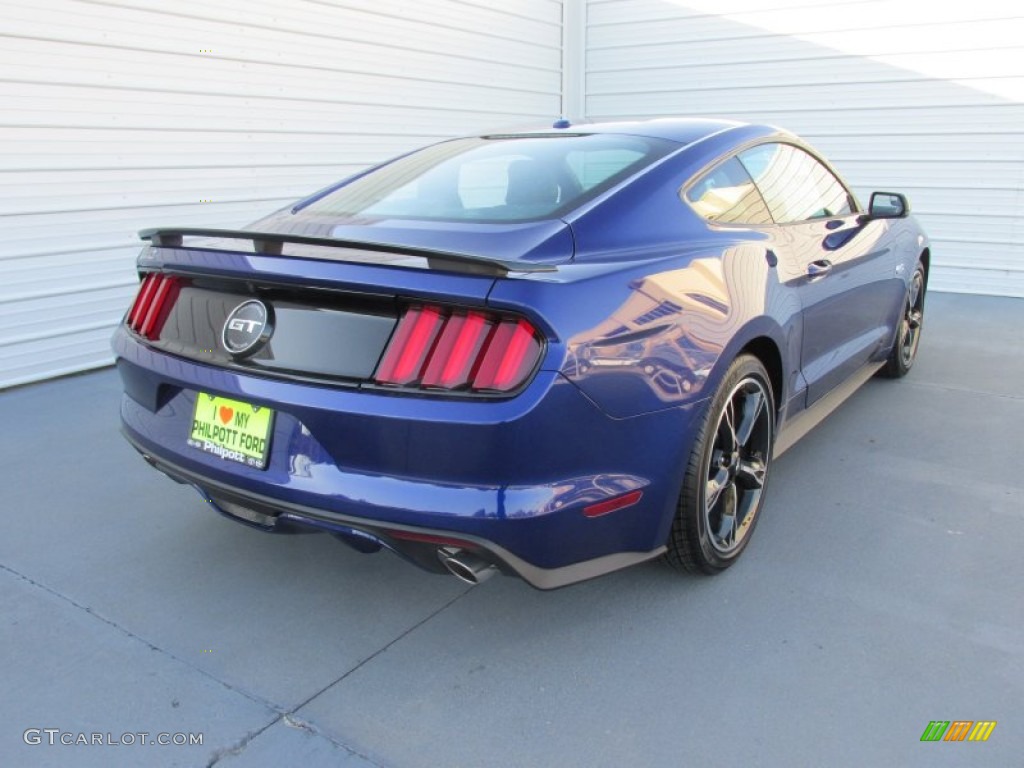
{"left": 497, "top": 117, "right": 759, "bottom": 144}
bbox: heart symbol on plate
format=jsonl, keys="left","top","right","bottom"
{"left": 219, "top": 406, "right": 234, "bottom": 425}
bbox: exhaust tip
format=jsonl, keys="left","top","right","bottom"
{"left": 440, "top": 549, "right": 496, "bottom": 585}
{"left": 210, "top": 497, "right": 278, "bottom": 529}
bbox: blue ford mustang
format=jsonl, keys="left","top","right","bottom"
{"left": 113, "top": 118, "right": 929, "bottom": 588}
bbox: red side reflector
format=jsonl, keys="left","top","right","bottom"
{"left": 583, "top": 490, "right": 643, "bottom": 518}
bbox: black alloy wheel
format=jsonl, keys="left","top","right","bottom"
{"left": 665, "top": 354, "right": 775, "bottom": 574}
{"left": 881, "top": 262, "right": 926, "bottom": 378}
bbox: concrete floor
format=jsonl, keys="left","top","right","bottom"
{"left": 1, "top": 292, "right": 1021, "bottom": 767}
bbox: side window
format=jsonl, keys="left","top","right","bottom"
{"left": 684, "top": 157, "right": 773, "bottom": 225}
{"left": 738, "top": 143, "right": 853, "bottom": 223}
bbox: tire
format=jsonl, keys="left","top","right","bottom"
{"left": 879, "top": 262, "right": 926, "bottom": 379}
{"left": 664, "top": 354, "right": 775, "bottom": 575}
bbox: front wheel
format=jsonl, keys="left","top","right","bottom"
{"left": 880, "top": 263, "right": 926, "bottom": 378}
{"left": 664, "top": 354, "right": 775, "bottom": 574}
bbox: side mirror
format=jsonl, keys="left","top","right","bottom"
{"left": 860, "top": 191, "right": 910, "bottom": 223}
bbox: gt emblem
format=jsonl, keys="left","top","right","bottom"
{"left": 222, "top": 300, "right": 271, "bottom": 356}
{"left": 228, "top": 318, "right": 261, "bottom": 333}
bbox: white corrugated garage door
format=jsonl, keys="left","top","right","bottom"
{"left": 0, "top": 0, "right": 563, "bottom": 388}
{"left": 584, "top": 0, "right": 1024, "bottom": 297}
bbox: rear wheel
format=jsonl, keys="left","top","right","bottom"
{"left": 880, "top": 263, "right": 925, "bottom": 378}
{"left": 664, "top": 354, "right": 775, "bottom": 574}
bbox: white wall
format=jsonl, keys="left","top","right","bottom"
{"left": 585, "top": 0, "right": 1024, "bottom": 297}
{"left": 0, "top": 0, "right": 563, "bottom": 388}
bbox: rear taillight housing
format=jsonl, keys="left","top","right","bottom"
{"left": 374, "top": 305, "right": 543, "bottom": 394}
{"left": 125, "top": 273, "right": 182, "bottom": 340}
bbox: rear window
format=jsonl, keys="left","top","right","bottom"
{"left": 298, "top": 134, "right": 677, "bottom": 223}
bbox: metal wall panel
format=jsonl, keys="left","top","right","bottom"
{"left": 0, "top": 0, "right": 563, "bottom": 388}
{"left": 8, "top": 0, "right": 1019, "bottom": 389}
{"left": 585, "top": 0, "right": 1024, "bottom": 297}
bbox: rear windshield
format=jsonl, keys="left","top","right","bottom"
{"left": 298, "top": 134, "right": 678, "bottom": 223}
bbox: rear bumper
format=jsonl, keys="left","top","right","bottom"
{"left": 115, "top": 328, "right": 704, "bottom": 587}
{"left": 122, "top": 431, "right": 665, "bottom": 589}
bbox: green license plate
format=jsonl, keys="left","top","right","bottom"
{"left": 188, "top": 393, "right": 274, "bottom": 469}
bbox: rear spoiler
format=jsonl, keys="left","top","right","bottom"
{"left": 138, "top": 228, "right": 557, "bottom": 277}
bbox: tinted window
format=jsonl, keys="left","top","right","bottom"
{"left": 685, "top": 157, "right": 773, "bottom": 225}
{"left": 738, "top": 143, "right": 853, "bottom": 223}
{"left": 299, "top": 134, "right": 676, "bottom": 223}
{"left": 566, "top": 148, "right": 647, "bottom": 190}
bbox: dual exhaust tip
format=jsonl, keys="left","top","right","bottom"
{"left": 439, "top": 549, "right": 496, "bottom": 585}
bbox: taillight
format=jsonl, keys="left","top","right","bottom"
{"left": 375, "top": 305, "right": 542, "bottom": 393}
{"left": 125, "top": 273, "right": 182, "bottom": 340}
